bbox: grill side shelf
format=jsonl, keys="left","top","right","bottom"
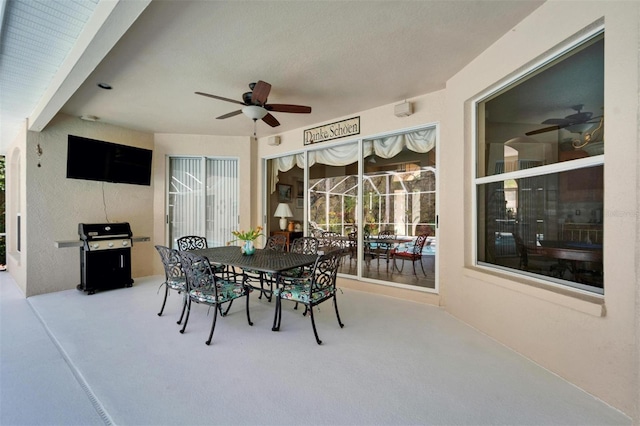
{"left": 55, "top": 236, "right": 150, "bottom": 248}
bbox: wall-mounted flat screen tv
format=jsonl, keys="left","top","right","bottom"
{"left": 66, "top": 135, "right": 153, "bottom": 186}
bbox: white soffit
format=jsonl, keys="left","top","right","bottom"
{"left": 0, "top": 0, "right": 150, "bottom": 151}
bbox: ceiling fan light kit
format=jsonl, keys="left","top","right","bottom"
{"left": 242, "top": 105, "right": 267, "bottom": 121}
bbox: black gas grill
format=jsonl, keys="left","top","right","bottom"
{"left": 77, "top": 223, "right": 133, "bottom": 294}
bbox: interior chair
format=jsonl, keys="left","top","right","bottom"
{"left": 347, "top": 231, "right": 358, "bottom": 265}
{"left": 371, "top": 230, "right": 396, "bottom": 269}
{"left": 320, "top": 231, "right": 343, "bottom": 254}
{"left": 177, "top": 251, "right": 252, "bottom": 345}
{"left": 392, "top": 233, "right": 429, "bottom": 276}
{"left": 244, "top": 234, "right": 287, "bottom": 301}
{"left": 154, "top": 245, "right": 187, "bottom": 324}
{"left": 272, "top": 250, "right": 344, "bottom": 345}
{"left": 347, "top": 229, "right": 372, "bottom": 267}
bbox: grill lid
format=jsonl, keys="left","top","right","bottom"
{"left": 78, "top": 223, "right": 132, "bottom": 240}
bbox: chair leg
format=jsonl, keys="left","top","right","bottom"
{"left": 333, "top": 296, "right": 344, "bottom": 328}
{"left": 205, "top": 304, "right": 219, "bottom": 345}
{"left": 272, "top": 296, "right": 282, "bottom": 331}
{"left": 419, "top": 257, "right": 427, "bottom": 276}
{"left": 177, "top": 294, "right": 187, "bottom": 325}
{"left": 258, "top": 273, "right": 273, "bottom": 302}
{"left": 180, "top": 298, "right": 192, "bottom": 334}
{"left": 412, "top": 259, "right": 417, "bottom": 275}
{"left": 245, "top": 293, "right": 253, "bottom": 326}
{"left": 394, "top": 257, "right": 404, "bottom": 273}
{"left": 157, "top": 284, "right": 168, "bottom": 316}
{"left": 309, "top": 305, "right": 322, "bottom": 345}
{"left": 221, "top": 300, "right": 233, "bottom": 316}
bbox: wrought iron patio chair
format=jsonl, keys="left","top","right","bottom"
{"left": 177, "top": 251, "right": 252, "bottom": 345}
{"left": 154, "top": 245, "right": 187, "bottom": 323}
{"left": 272, "top": 250, "right": 344, "bottom": 345}
{"left": 280, "top": 236, "right": 319, "bottom": 312}
{"left": 392, "top": 233, "right": 429, "bottom": 276}
{"left": 177, "top": 235, "right": 226, "bottom": 276}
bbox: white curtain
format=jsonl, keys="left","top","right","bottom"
{"left": 273, "top": 127, "right": 436, "bottom": 175}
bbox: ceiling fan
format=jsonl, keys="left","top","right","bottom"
{"left": 525, "top": 104, "right": 600, "bottom": 136}
{"left": 195, "top": 80, "right": 312, "bottom": 129}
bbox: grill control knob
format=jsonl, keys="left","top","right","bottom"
{"left": 108, "top": 242, "right": 114, "bottom": 248}
{"left": 92, "top": 243, "right": 99, "bottom": 249}
{"left": 122, "top": 240, "right": 129, "bottom": 247}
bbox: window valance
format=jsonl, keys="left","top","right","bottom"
{"left": 270, "top": 127, "right": 436, "bottom": 193}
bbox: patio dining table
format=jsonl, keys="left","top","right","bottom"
{"left": 190, "top": 246, "right": 318, "bottom": 276}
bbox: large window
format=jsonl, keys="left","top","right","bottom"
{"left": 475, "top": 31, "right": 604, "bottom": 294}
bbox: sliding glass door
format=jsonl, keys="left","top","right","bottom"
{"left": 267, "top": 126, "right": 438, "bottom": 291}
{"left": 167, "top": 157, "right": 238, "bottom": 248}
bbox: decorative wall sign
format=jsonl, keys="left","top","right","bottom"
{"left": 304, "top": 117, "right": 360, "bottom": 145}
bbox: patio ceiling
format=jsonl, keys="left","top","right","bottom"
{"left": 0, "top": 0, "right": 546, "bottom": 154}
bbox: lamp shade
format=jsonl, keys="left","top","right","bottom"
{"left": 274, "top": 203, "right": 293, "bottom": 218}
{"left": 274, "top": 203, "right": 293, "bottom": 231}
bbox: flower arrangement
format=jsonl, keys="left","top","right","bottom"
{"left": 227, "top": 226, "right": 264, "bottom": 245}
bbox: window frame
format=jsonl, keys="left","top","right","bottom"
{"left": 471, "top": 26, "right": 605, "bottom": 297}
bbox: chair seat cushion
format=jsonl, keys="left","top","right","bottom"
{"left": 167, "top": 276, "right": 186, "bottom": 291}
{"left": 276, "top": 283, "right": 333, "bottom": 304}
{"left": 394, "top": 251, "right": 420, "bottom": 260}
{"left": 189, "top": 280, "right": 246, "bottom": 304}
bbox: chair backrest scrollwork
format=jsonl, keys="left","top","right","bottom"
{"left": 290, "top": 237, "right": 319, "bottom": 255}
{"left": 177, "top": 236, "right": 208, "bottom": 251}
{"left": 264, "top": 235, "right": 287, "bottom": 251}
{"left": 155, "top": 245, "right": 183, "bottom": 280}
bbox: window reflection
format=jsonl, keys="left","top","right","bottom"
{"left": 478, "top": 166, "right": 603, "bottom": 293}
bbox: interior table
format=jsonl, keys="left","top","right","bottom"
{"left": 538, "top": 240, "right": 602, "bottom": 281}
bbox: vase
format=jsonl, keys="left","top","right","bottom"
{"left": 241, "top": 240, "right": 256, "bottom": 255}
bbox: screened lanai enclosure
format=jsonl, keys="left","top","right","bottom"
{"left": 268, "top": 127, "right": 438, "bottom": 290}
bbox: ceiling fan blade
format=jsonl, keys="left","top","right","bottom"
{"left": 267, "top": 104, "right": 312, "bottom": 114}
{"left": 251, "top": 81, "right": 271, "bottom": 105}
{"left": 525, "top": 125, "right": 560, "bottom": 136}
{"left": 195, "top": 92, "right": 245, "bottom": 106}
{"left": 262, "top": 113, "right": 280, "bottom": 127}
{"left": 541, "top": 118, "right": 571, "bottom": 126}
{"left": 216, "top": 110, "right": 243, "bottom": 119}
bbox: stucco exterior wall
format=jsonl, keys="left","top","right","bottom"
{"left": 24, "top": 113, "right": 155, "bottom": 296}
{"left": 5, "top": 122, "right": 28, "bottom": 295}
{"left": 442, "top": 1, "right": 639, "bottom": 418}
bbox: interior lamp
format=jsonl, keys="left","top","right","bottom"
{"left": 274, "top": 203, "right": 293, "bottom": 231}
